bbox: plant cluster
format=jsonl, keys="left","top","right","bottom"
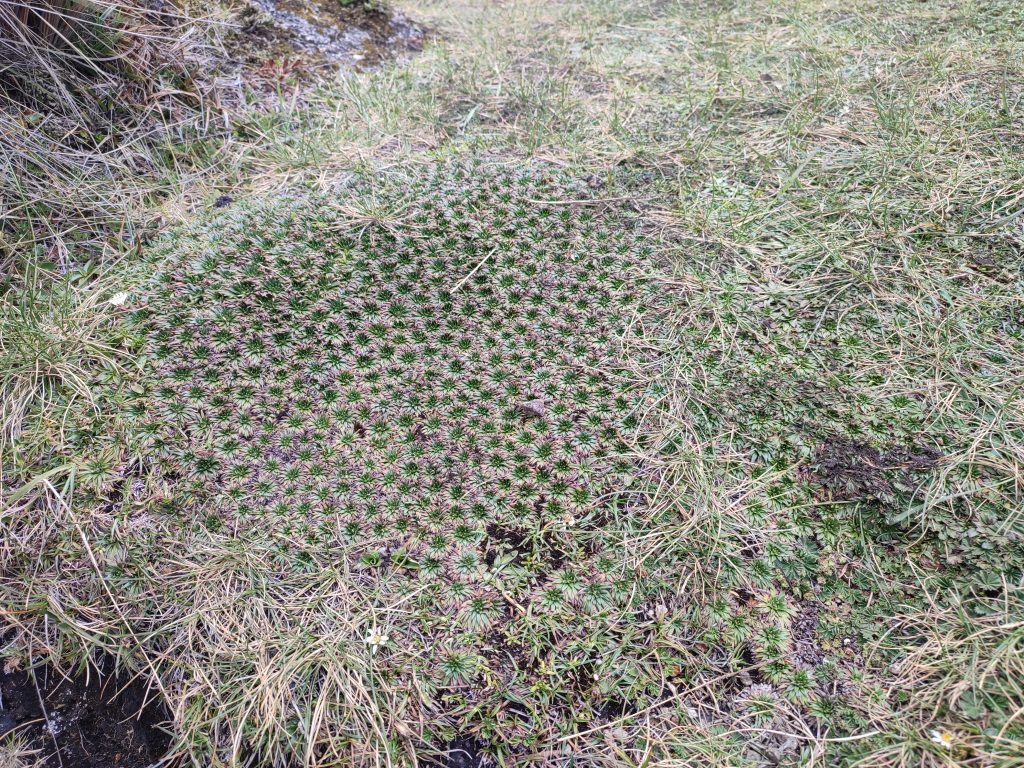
{"left": 0, "top": 0, "right": 222, "bottom": 289}
{"left": 4, "top": 0, "right": 1024, "bottom": 763}
{"left": 101, "top": 163, "right": 688, "bottom": 751}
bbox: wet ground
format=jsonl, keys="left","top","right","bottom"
{"left": 229, "top": 0, "right": 424, "bottom": 72}
{"left": 0, "top": 660, "right": 172, "bottom": 768}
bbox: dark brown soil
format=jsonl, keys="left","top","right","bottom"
{"left": 790, "top": 601, "right": 825, "bottom": 668}
{"left": 812, "top": 436, "right": 942, "bottom": 502}
{"left": 0, "top": 659, "right": 173, "bottom": 768}
{"left": 442, "top": 736, "right": 485, "bottom": 768}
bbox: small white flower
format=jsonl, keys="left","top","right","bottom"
{"left": 929, "top": 729, "right": 954, "bottom": 750}
{"left": 364, "top": 628, "right": 388, "bottom": 648}
{"left": 107, "top": 291, "right": 129, "bottom": 307}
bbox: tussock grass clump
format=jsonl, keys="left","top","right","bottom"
{"left": 0, "top": 736, "right": 44, "bottom": 768}
{"left": 0, "top": 0, "right": 217, "bottom": 279}
{"left": 845, "top": 583, "right": 1024, "bottom": 766}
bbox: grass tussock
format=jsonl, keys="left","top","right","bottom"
{"left": 0, "top": 0, "right": 220, "bottom": 280}
{"left": 0, "top": 275, "right": 129, "bottom": 456}
{"left": 2, "top": 0, "right": 1024, "bottom": 765}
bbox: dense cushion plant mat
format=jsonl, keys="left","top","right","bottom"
{"left": 5, "top": 159, "right": 1023, "bottom": 767}
{"left": 15, "top": 161, "right": 692, "bottom": 762}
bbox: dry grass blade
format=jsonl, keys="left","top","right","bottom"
{"left": 0, "top": 735, "right": 46, "bottom": 768}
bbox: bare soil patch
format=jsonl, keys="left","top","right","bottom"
{"left": 812, "top": 436, "right": 942, "bottom": 502}
{"left": 0, "top": 660, "right": 171, "bottom": 768}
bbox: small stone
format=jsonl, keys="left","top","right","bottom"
{"left": 515, "top": 399, "right": 545, "bottom": 419}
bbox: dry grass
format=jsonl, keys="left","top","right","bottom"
{"left": 0, "top": 0, "right": 222, "bottom": 282}
{"left": 0, "top": 736, "right": 45, "bottom": 768}
{"left": 0, "top": 276, "right": 129, "bottom": 457}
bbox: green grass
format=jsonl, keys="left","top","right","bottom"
{"left": 2, "top": 0, "right": 1023, "bottom": 765}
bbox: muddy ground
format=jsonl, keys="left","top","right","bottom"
{"left": 228, "top": 0, "right": 424, "bottom": 73}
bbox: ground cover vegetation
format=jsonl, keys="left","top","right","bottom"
{"left": 2, "top": 0, "right": 1024, "bottom": 766}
